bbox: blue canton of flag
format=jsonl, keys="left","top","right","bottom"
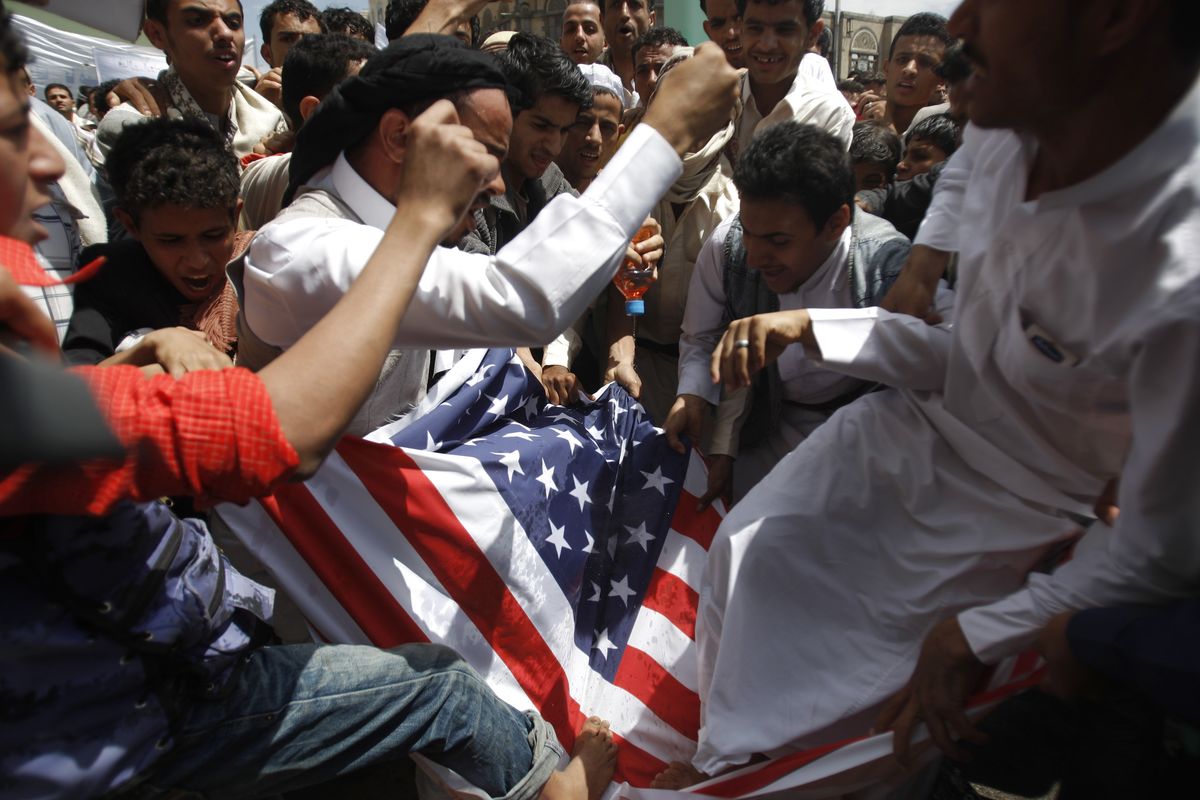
{"left": 385, "top": 348, "right": 688, "bottom": 681}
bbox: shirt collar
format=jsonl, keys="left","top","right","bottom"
{"left": 786, "top": 225, "right": 851, "bottom": 299}
{"left": 330, "top": 152, "right": 397, "bottom": 230}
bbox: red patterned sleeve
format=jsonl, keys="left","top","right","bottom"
{"left": 0, "top": 365, "right": 299, "bottom": 517}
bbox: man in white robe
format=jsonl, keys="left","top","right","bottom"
{"left": 657, "top": 0, "right": 1200, "bottom": 782}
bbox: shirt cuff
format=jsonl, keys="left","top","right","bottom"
{"left": 957, "top": 587, "right": 1046, "bottom": 665}
{"left": 676, "top": 365, "right": 720, "bottom": 405}
{"left": 585, "top": 124, "right": 683, "bottom": 236}
{"left": 806, "top": 307, "right": 883, "bottom": 368}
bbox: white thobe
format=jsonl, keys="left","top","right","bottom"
{"left": 240, "top": 125, "right": 682, "bottom": 351}
{"left": 694, "top": 85, "right": 1200, "bottom": 774}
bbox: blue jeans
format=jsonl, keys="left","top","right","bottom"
{"left": 116, "top": 643, "right": 561, "bottom": 799}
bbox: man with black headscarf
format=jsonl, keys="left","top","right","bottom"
{"left": 234, "top": 34, "right": 738, "bottom": 434}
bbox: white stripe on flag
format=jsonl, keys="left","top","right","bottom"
{"left": 626, "top": 606, "right": 698, "bottom": 693}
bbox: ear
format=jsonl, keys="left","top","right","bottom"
{"left": 260, "top": 42, "right": 273, "bottom": 67}
{"left": 824, "top": 202, "right": 851, "bottom": 240}
{"left": 377, "top": 108, "right": 412, "bottom": 165}
{"left": 143, "top": 19, "right": 169, "bottom": 52}
{"left": 807, "top": 19, "right": 825, "bottom": 50}
{"left": 1091, "top": 0, "right": 1157, "bottom": 57}
{"left": 114, "top": 208, "right": 140, "bottom": 240}
{"left": 702, "top": 19, "right": 714, "bottom": 40}
{"left": 649, "top": 8, "right": 657, "bottom": 27}
{"left": 298, "top": 95, "right": 321, "bottom": 122}
{"left": 617, "top": 122, "right": 626, "bottom": 137}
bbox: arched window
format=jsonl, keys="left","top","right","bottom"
{"left": 851, "top": 29, "right": 878, "bottom": 54}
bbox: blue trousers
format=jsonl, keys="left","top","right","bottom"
{"left": 118, "top": 643, "right": 561, "bottom": 799}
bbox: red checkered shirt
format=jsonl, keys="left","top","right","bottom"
{"left": 0, "top": 365, "right": 299, "bottom": 517}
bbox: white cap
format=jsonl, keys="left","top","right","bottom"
{"left": 577, "top": 62, "right": 629, "bottom": 109}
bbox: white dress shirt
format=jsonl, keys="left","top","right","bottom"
{"left": 732, "top": 65, "right": 856, "bottom": 161}
{"left": 241, "top": 124, "right": 683, "bottom": 352}
{"left": 678, "top": 216, "right": 863, "bottom": 407}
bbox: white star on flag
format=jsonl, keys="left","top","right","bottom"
{"left": 586, "top": 581, "right": 601, "bottom": 602}
{"left": 568, "top": 476, "right": 592, "bottom": 512}
{"left": 609, "top": 575, "right": 636, "bottom": 606}
{"left": 425, "top": 431, "right": 442, "bottom": 450}
{"left": 535, "top": 460, "right": 558, "bottom": 497}
{"left": 624, "top": 521, "right": 655, "bottom": 551}
{"left": 586, "top": 423, "right": 606, "bottom": 441}
{"left": 484, "top": 393, "right": 510, "bottom": 417}
{"left": 641, "top": 466, "right": 675, "bottom": 495}
{"left": 593, "top": 629, "right": 618, "bottom": 658}
{"left": 545, "top": 522, "right": 571, "bottom": 557}
{"left": 493, "top": 450, "right": 524, "bottom": 481}
{"left": 607, "top": 398, "right": 626, "bottom": 421}
{"left": 465, "top": 364, "right": 493, "bottom": 387}
{"left": 582, "top": 530, "right": 594, "bottom": 553}
{"left": 548, "top": 411, "right": 577, "bottom": 425}
{"left": 503, "top": 430, "right": 538, "bottom": 441}
{"left": 555, "top": 428, "right": 583, "bottom": 453}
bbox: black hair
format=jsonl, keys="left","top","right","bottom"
{"left": 735, "top": 121, "right": 854, "bottom": 229}
{"left": 282, "top": 33, "right": 376, "bottom": 128}
{"left": 499, "top": 33, "right": 592, "bottom": 114}
{"left": 933, "top": 41, "right": 971, "bottom": 84}
{"left": 888, "top": 12, "right": 952, "bottom": 59}
{"left": 735, "top": 0, "right": 823, "bottom": 27}
{"left": 814, "top": 26, "right": 831, "bottom": 58}
{"left": 698, "top": 0, "right": 707, "bottom": 14}
{"left": 386, "top": 0, "right": 427, "bottom": 39}
{"left": 860, "top": 71, "right": 885, "bottom": 85}
{"left": 1170, "top": 0, "right": 1200, "bottom": 64}
{"left": 0, "top": 9, "right": 28, "bottom": 73}
{"left": 146, "top": 0, "right": 244, "bottom": 26}
{"left": 91, "top": 79, "right": 122, "bottom": 116}
{"left": 905, "top": 113, "right": 959, "bottom": 157}
{"left": 631, "top": 27, "right": 688, "bottom": 62}
{"left": 322, "top": 7, "right": 375, "bottom": 42}
{"left": 386, "top": 0, "right": 480, "bottom": 45}
{"left": 260, "top": 0, "right": 324, "bottom": 44}
{"left": 837, "top": 79, "right": 863, "bottom": 93}
{"left": 106, "top": 118, "right": 240, "bottom": 223}
{"left": 849, "top": 120, "right": 901, "bottom": 173}
{"left": 43, "top": 82, "right": 71, "bottom": 100}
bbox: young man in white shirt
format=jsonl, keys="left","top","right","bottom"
{"left": 237, "top": 35, "right": 738, "bottom": 421}
{"left": 656, "top": 0, "right": 1200, "bottom": 785}
{"left": 700, "top": 0, "right": 744, "bottom": 69}
{"left": 666, "top": 122, "right": 919, "bottom": 509}
{"left": 97, "top": 0, "right": 286, "bottom": 163}
{"left": 729, "top": 0, "right": 853, "bottom": 161}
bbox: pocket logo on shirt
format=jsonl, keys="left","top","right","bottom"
{"left": 1023, "top": 321, "right": 1080, "bottom": 367}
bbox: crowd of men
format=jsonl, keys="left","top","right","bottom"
{"left": 1, "top": 0, "right": 1198, "bottom": 796}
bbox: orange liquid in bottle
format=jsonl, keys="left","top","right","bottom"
{"left": 613, "top": 224, "right": 658, "bottom": 315}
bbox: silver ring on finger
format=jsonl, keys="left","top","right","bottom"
{"left": 734, "top": 339, "right": 751, "bottom": 349}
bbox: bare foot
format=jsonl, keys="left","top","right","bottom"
{"left": 540, "top": 717, "right": 617, "bottom": 800}
{"left": 650, "top": 760, "right": 708, "bottom": 790}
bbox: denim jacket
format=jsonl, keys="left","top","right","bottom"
{"left": 720, "top": 208, "right": 911, "bottom": 446}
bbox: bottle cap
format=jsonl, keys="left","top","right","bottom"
{"left": 625, "top": 299, "right": 645, "bottom": 315}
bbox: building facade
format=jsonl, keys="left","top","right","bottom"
{"left": 823, "top": 10, "right": 908, "bottom": 81}
{"left": 367, "top": 0, "right": 901, "bottom": 81}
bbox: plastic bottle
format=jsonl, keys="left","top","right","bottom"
{"left": 612, "top": 224, "right": 658, "bottom": 316}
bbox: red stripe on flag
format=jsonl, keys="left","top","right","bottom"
{"left": 695, "top": 667, "right": 1048, "bottom": 798}
{"left": 609, "top": 732, "right": 668, "bottom": 788}
{"left": 642, "top": 568, "right": 698, "bottom": 640}
{"left": 258, "top": 489, "right": 429, "bottom": 648}
{"left": 668, "top": 493, "right": 721, "bottom": 550}
{"left": 613, "top": 644, "right": 700, "bottom": 740}
{"left": 342, "top": 439, "right": 674, "bottom": 784}
{"left": 341, "top": 441, "right": 579, "bottom": 734}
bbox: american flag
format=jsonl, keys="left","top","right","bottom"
{"left": 217, "top": 348, "right": 1044, "bottom": 798}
